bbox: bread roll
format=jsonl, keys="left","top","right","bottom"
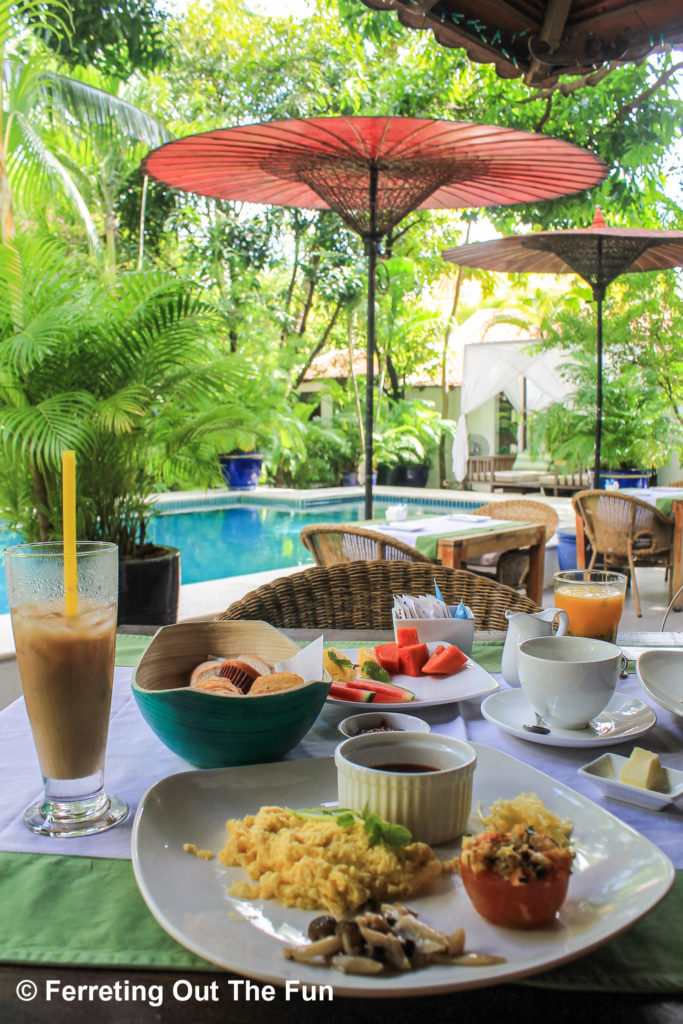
{"left": 190, "top": 660, "right": 224, "bottom": 686}
{"left": 249, "top": 671, "right": 305, "bottom": 695}
{"left": 191, "top": 676, "right": 242, "bottom": 696}
{"left": 236, "top": 654, "right": 273, "bottom": 675}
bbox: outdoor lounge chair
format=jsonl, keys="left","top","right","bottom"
{"left": 299, "top": 523, "right": 435, "bottom": 566}
{"left": 217, "top": 561, "right": 540, "bottom": 631}
{"left": 572, "top": 490, "right": 675, "bottom": 617}
{"left": 463, "top": 498, "right": 559, "bottom": 591}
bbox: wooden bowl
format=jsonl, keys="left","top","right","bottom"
{"left": 132, "top": 620, "right": 330, "bottom": 768}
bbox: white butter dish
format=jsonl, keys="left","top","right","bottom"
{"left": 578, "top": 752, "right": 683, "bottom": 811}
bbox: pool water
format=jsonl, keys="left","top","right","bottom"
{"left": 0, "top": 498, "right": 471, "bottom": 615}
{"left": 147, "top": 503, "right": 365, "bottom": 584}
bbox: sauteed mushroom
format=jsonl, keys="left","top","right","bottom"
{"left": 282, "top": 903, "right": 504, "bottom": 977}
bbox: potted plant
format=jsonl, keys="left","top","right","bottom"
{"left": 373, "top": 399, "right": 457, "bottom": 488}
{"left": 533, "top": 356, "right": 680, "bottom": 487}
{"left": 0, "top": 234, "right": 281, "bottom": 625}
{"left": 219, "top": 450, "right": 265, "bottom": 491}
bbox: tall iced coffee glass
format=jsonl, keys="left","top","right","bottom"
{"left": 5, "top": 541, "right": 128, "bottom": 837}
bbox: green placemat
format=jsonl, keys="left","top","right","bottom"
{"left": 414, "top": 524, "right": 525, "bottom": 560}
{"left": 358, "top": 516, "right": 529, "bottom": 560}
{"left": 0, "top": 852, "right": 679, "bottom": 991}
{"left": 655, "top": 493, "right": 683, "bottom": 517}
{"left": 115, "top": 634, "right": 153, "bottom": 667}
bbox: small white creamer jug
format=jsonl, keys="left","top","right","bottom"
{"left": 501, "top": 608, "right": 569, "bottom": 687}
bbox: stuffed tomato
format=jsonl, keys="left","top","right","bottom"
{"left": 459, "top": 825, "right": 574, "bottom": 929}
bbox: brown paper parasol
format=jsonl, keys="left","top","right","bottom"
{"left": 359, "top": 0, "right": 683, "bottom": 87}
{"left": 443, "top": 209, "right": 683, "bottom": 485}
{"left": 142, "top": 116, "right": 606, "bottom": 515}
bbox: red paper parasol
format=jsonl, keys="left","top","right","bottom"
{"left": 443, "top": 209, "right": 683, "bottom": 486}
{"left": 143, "top": 116, "right": 606, "bottom": 515}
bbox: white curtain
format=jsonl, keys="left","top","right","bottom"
{"left": 452, "top": 341, "right": 571, "bottom": 481}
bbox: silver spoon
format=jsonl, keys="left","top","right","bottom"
{"left": 523, "top": 712, "right": 551, "bottom": 736}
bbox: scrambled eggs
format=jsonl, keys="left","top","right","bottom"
{"left": 219, "top": 806, "right": 455, "bottom": 917}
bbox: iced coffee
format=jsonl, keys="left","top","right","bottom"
{"left": 5, "top": 541, "right": 128, "bottom": 837}
{"left": 11, "top": 599, "right": 116, "bottom": 780}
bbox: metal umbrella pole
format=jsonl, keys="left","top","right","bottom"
{"left": 363, "top": 165, "right": 380, "bottom": 520}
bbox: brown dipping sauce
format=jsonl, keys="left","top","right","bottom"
{"left": 372, "top": 763, "right": 439, "bottom": 773}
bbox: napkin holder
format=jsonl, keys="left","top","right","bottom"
{"left": 392, "top": 610, "right": 474, "bottom": 656}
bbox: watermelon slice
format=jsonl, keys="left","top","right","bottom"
{"left": 374, "top": 641, "right": 401, "bottom": 675}
{"left": 329, "top": 683, "right": 375, "bottom": 703}
{"left": 396, "top": 626, "right": 419, "bottom": 648}
{"left": 398, "top": 642, "right": 430, "bottom": 676}
{"left": 346, "top": 679, "right": 415, "bottom": 702}
{"left": 422, "top": 644, "right": 468, "bottom": 675}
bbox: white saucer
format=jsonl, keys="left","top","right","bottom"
{"left": 481, "top": 689, "right": 656, "bottom": 747}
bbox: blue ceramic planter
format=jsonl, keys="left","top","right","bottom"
{"left": 219, "top": 452, "right": 263, "bottom": 491}
{"left": 597, "top": 469, "right": 652, "bottom": 489}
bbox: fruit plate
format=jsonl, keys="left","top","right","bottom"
{"left": 131, "top": 744, "right": 674, "bottom": 997}
{"left": 323, "top": 645, "right": 499, "bottom": 710}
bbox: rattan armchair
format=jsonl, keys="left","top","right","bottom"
{"left": 217, "top": 561, "right": 540, "bottom": 632}
{"left": 463, "top": 499, "right": 559, "bottom": 590}
{"left": 572, "top": 490, "right": 675, "bottom": 617}
{"left": 299, "top": 523, "right": 435, "bottom": 566}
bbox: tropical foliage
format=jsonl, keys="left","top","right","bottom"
{"left": 531, "top": 276, "right": 683, "bottom": 471}
{"left": 0, "top": 0, "right": 682, "bottom": 549}
{"left": 0, "top": 232, "right": 284, "bottom": 553}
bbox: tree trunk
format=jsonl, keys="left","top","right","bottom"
{"left": 29, "top": 463, "right": 52, "bottom": 541}
{"left": 293, "top": 298, "right": 343, "bottom": 390}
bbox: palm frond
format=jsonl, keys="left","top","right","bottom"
{"left": 0, "top": 392, "right": 95, "bottom": 468}
{"left": 10, "top": 115, "right": 101, "bottom": 250}
{"left": 40, "top": 69, "right": 173, "bottom": 146}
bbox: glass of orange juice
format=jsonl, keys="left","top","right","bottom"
{"left": 553, "top": 570, "right": 627, "bottom": 643}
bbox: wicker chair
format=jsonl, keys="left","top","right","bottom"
{"left": 572, "top": 490, "right": 675, "bottom": 617}
{"left": 462, "top": 499, "right": 559, "bottom": 590}
{"left": 663, "top": 480, "right": 683, "bottom": 487}
{"left": 216, "top": 561, "right": 540, "bottom": 632}
{"left": 299, "top": 523, "right": 435, "bottom": 566}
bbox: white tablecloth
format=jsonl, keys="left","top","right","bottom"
{"left": 620, "top": 487, "right": 683, "bottom": 507}
{"left": 370, "top": 513, "right": 504, "bottom": 545}
{"left": 1, "top": 660, "right": 681, "bottom": 866}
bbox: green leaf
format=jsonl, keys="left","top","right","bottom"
{"left": 327, "top": 650, "right": 353, "bottom": 670}
{"left": 288, "top": 805, "right": 413, "bottom": 847}
{"left": 360, "top": 659, "right": 390, "bottom": 684}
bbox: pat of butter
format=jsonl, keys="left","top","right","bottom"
{"left": 619, "top": 748, "right": 664, "bottom": 790}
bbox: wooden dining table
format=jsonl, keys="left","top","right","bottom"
{"left": 368, "top": 514, "right": 547, "bottom": 605}
{"left": 0, "top": 627, "right": 681, "bottom": 1024}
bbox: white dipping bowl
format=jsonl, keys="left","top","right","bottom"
{"left": 337, "top": 711, "right": 431, "bottom": 739}
{"left": 335, "top": 731, "right": 476, "bottom": 845}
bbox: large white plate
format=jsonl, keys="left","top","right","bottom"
{"left": 324, "top": 645, "right": 498, "bottom": 710}
{"left": 636, "top": 650, "right": 683, "bottom": 719}
{"left": 131, "top": 746, "right": 673, "bottom": 997}
{"left": 481, "top": 689, "right": 656, "bottom": 748}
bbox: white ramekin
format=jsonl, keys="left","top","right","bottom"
{"left": 335, "top": 731, "right": 476, "bottom": 845}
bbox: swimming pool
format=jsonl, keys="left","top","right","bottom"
{"left": 0, "top": 493, "right": 482, "bottom": 615}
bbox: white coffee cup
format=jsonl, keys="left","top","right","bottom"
{"left": 517, "top": 635, "right": 626, "bottom": 730}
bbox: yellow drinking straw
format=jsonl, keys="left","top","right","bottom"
{"left": 62, "top": 450, "right": 78, "bottom": 616}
